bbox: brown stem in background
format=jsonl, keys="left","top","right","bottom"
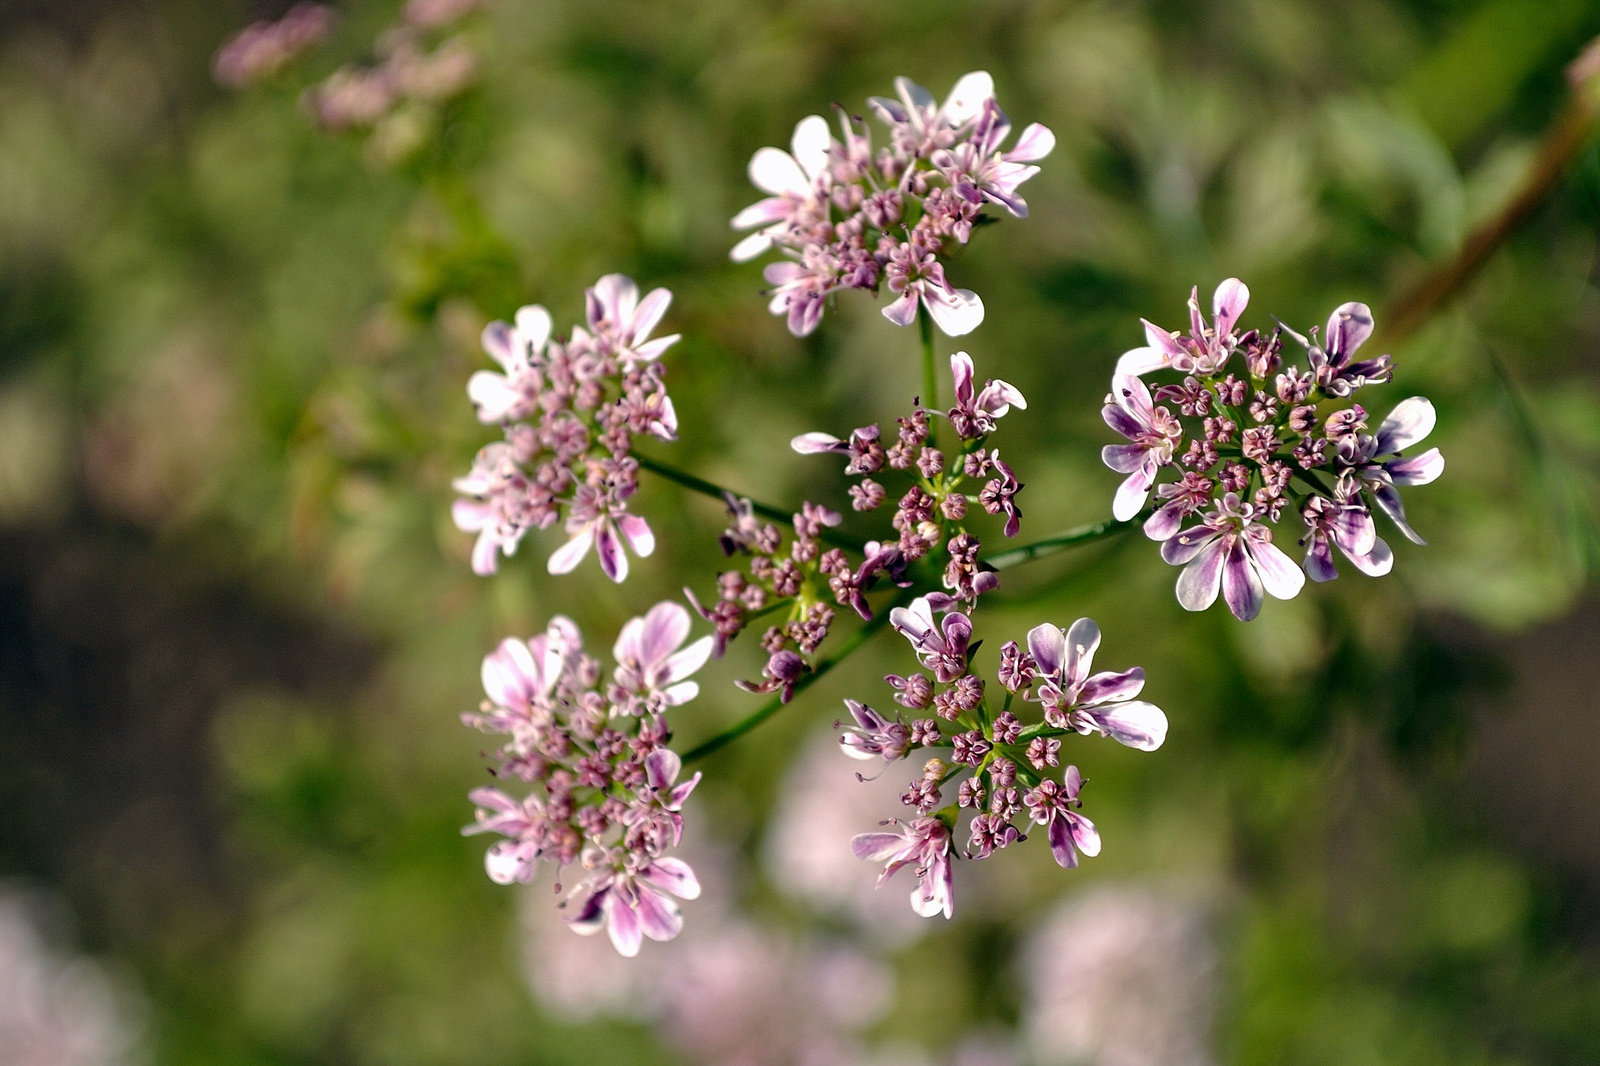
{"left": 1381, "top": 68, "right": 1600, "bottom": 344}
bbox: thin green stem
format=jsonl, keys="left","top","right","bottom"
{"left": 918, "top": 304, "right": 938, "bottom": 413}
{"left": 980, "top": 514, "right": 1141, "bottom": 571}
{"left": 681, "top": 587, "right": 916, "bottom": 764}
{"left": 634, "top": 452, "right": 867, "bottom": 552}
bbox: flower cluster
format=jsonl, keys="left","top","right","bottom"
{"left": 731, "top": 72, "right": 1054, "bottom": 337}
{"left": 299, "top": 0, "right": 481, "bottom": 131}
{"left": 463, "top": 602, "right": 711, "bottom": 957}
{"left": 846, "top": 599, "right": 1167, "bottom": 918}
{"left": 452, "top": 275, "right": 681, "bottom": 582}
{"left": 212, "top": 2, "right": 334, "bottom": 88}
{"left": 794, "top": 349, "right": 1026, "bottom": 575}
{"left": 684, "top": 496, "right": 843, "bottom": 702}
{"left": 1104, "top": 280, "right": 1444, "bottom": 620}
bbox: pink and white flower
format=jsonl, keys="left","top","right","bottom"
{"left": 1026, "top": 618, "right": 1167, "bottom": 751}
{"left": 566, "top": 857, "right": 702, "bottom": 957}
{"left": 850, "top": 816, "right": 955, "bottom": 919}
{"left": 1101, "top": 373, "right": 1182, "bottom": 524}
{"left": 548, "top": 486, "right": 656, "bottom": 583}
{"left": 610, "top": 602, "right": 715, "bottom": 716}
{"left": 469, "top": 304, "right": 552, "bottom": 423}
{"left": 1160, "top": 492, "right": 1305, "bottom": 621}
{"left": 1023, "top": 766, "right": 1101, "bottom": 869}
{"left": 1116, "top": 278, "right": 1249, "bottom": 377}
{"left": 584, "top": 274, "right": 681, "bottom": 368}
{"left": 882, "top": 240, "right": 985, "bottom": 336}
{"left": 948, "top": 351, "right": 1026, "bottom": 438}
{"left": 730, "top": 115, "right": 833, "bottom": 263}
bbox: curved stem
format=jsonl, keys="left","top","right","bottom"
{"left": 681, "top": 587, "right": 916, "bottom": 764}
{"left": 918, "top": 305, "right": 938, "bottom": 413}
{"left": 1380, "top": 88, "right": 1599, "bottom": 344}
{"left": 635, "top": 452, "right": 867, "bottom": 552}
{"left": 980, "top": 514, "right": 1140, "bottom": 571}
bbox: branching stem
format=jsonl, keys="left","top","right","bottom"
{"left": 681, "top": 587, "right": 918, "bottom": 763}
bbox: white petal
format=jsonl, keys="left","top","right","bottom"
{"left": 748, "top": 146, "right": 809, "bottom": 196}
{"left": 513, "top": 304, "right": 551, "bottom": 353}
{"left": 925, "top": 287, "right": 984, "bottom": 336}
{"left": 730, "top": 230, "right": 775, "bottom": 262}
{"left": 941, "top": 71, "right": 994, "bottom": 125}
{"left": 546, "top": 527, "right": 594, "bottom": 574}
{"left": 790, "top": 114, "right": 833, "bottom": 181}
{"left": 1115, "top": 346, "right": 1169, "bottom": 376}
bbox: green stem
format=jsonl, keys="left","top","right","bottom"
{"left": 918, "top": 304, "right": 938, "bottom": 413}
{"left": 681, "top": 587, "right": 916, "bottom": 764}
{"left": 634, "top": 452, "right": 867, "bottom": 552}
{"left": 980, "top": 514, "right": 1140, "bottom": 571}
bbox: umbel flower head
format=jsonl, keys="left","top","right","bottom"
{"left": 845, "top": 595, "right": 1167, "bottom": 919}
{"left": 731, "top": 72, "right": 1054, "bottom": 338}
{"left": 1103, "top": 279, "right": 1444, "bottom": 620}
{"left": 452, "top": 274, "right": 681, "bottom": 582}
{"left": 462, "top": 602, "right": 711, "bottom": 956}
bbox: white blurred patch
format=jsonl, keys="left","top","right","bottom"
{"left": 764, "top": 730, "right": 930, "bottom": 945}
{"left": 1023, "top": 887, "right": 1214, "bottom": 1066}
{"left": 0, "top": 889, "right": 143, "bottom": 1066}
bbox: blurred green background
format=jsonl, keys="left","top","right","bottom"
{"left": 2, "top": 0, "right": 1600, "bottom": 1063}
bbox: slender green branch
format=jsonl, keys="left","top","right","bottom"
{"left": 980, "top": 514, "right": 1140, "bottom": 571}
{"left": 918, "top": 304, "right": 938, "bottom": 413}
{"left": 1380, "top": 82, "right": 1599, "bottom": 344}
{"left": 635, "top": 452, "right": 867, "bottom": 552}
{"left": 681, "top": 588, "right": 916, "bottom": 764}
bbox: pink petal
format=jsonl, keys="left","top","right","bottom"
{"left": 852, "top": 832, "right": 909, "bottom": 862}
{"left": 1062, "top": 618, "right": 1101, "bottom": 689}
{"left": 1112, "top": 462, "right": 1157, "bottom": 522}
{"left": 949, "top": 351, "right": 976, "bottom": 405}
{"left": 1089, "top": 700, "right": 1168, "bottom": 751}
{"left": 1067, "top": 811, "right": 1101, "bottom": 857}
{"left": 630, "top": 288, "right": 672, "bottom": 341}
{"left": 1007, "top": 122, "right": 1055, "bottom": 162}
{"left": 635, "top": 884, "right": 684, "bottom": 942}
{"left": 484, "top": 840, "right": 534, "bottom": 885}
{"left": 636, "top": 601, "right": 690, "bottom": 666}
{"left": 605, "top": 892, "right": 643, "bottom": 957}
{"left": 1348, "top": 536, "right": 1394, "bottom": 577}
{"left": 881, "top": 290, "right": 919, "bottom": 327}
{"left": 1026, "top": 622, "right": 1065, "bottom": 678}
{"left": 1211, "top": 278, "right": 1249, "bottom": 336}
{"left": 640, "top": 857, "right": 701, "bottom": 900}
{"left": 791, "top": 431, "right": 845, "bottom": 454}
{"left": 1221, "top": 537, "right": 1265, "bottom": 621}
{"left": 1176, "top": 537, "right": 1227, "bottom": 611}
{"left": 616, "top": 513, "right": 655, "bottom": 557}
{"left": 1387, "top": 447, "right": 1443, "bottom": 486}
{"left": 1324, "top": 301, "right": 1373, "bottom": 359}
{"left": 451, "top": 498, "right": 490, "bottom": 533}
{"left": 1079, "top": 666, "right": 1145, "bottom": 706}
{"left": 1375, "top": 396, "right": 1436, "bottom": 454}
{"left": 1247, "top": 533, "right": 1306, "bottom": 601}
{"left": 731, "top": 197, "right": 789, "bottom": 229}
{"left": 1047, "top": 815, "right": 1080, "bottom": 869}
{"left": 466, "top": 370, "right": 520, "bottom": 423}
{"left": 595, "top": 521, "right": 629, "bottom": 583}
{"left": 661, "top": 634, "right": 715, "bottom": 684}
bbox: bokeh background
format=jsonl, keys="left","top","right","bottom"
{"left": 3, "top": 0, "right": 1600, "bottom": 1063}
